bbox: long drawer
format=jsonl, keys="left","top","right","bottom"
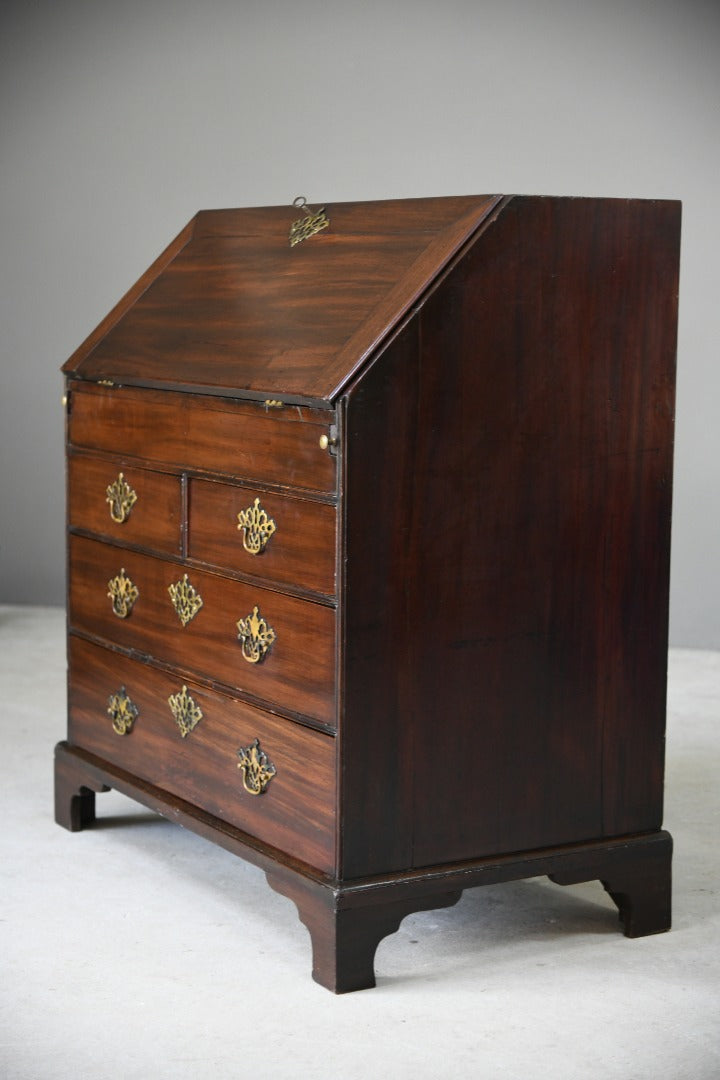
{"left": 69, "top": 535, "right": 337, "bottom": 728}
{"left": 68, "top": 383, "right": 337, "bottom": 495}
{"left": 68, "top": 636, "right": 337, "bottom": 873}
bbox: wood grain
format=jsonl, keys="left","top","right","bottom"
{"left": 68, "top": 452, "right": 182, "bottom": 556}
{"left": 67, "top": 637, "right": 337, "bottom": 873}
{"left": 340, "top": 195, "right": 680, "bottom": 876}
{"left": 188, "top": 478, "right": 336, "bottom": 599}
{"left": 68, "top": 383, "right": 337, "bottom": 494}
{"left": 59, "top": 193, "right": 680, "bottom": 990}
{"left": 69, "top": 535, "right": 337, "bottom": 727}
{"left": 61, "top": 196, "right": 499, "bottom": 403}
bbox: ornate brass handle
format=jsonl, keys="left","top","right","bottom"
{"left": 237, "top": 738, "right": 276, "bottom": 795}
{"left": 107, "top": 568, "right": 139, "bottom": 618}
{"left": 168, "top": 685, "right": 203, "bottom": 738}
{"left": 106, "top": 473, "right": 137, "bottom": 523}
{"left": 237, "top": 497, "right": 276, "bottom": 555}
{"left": 107, "top": 686, "right": 138, "bottom": 735}
{"left": 236, "top": 605, "right": 276, "bottom": 663}
{"left": 168, "top": 573, "right": 203, "bottom": 626}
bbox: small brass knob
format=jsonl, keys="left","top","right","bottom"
{"left": 319, "top": 431, "right": 338, "bottom": 451}
{"left": 61, "top": 394, "right": 67, "bottom": 408}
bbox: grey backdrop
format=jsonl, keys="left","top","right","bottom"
{"left": 1, "top": 0, "right": 718, "bottom": 647}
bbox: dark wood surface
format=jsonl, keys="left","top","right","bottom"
{"left": 68, "top": 384, "right": 338, "bottom": 495}
{"left": 411, "top": 195, "right": 679, "bottom": 863}
{"left": 55, "top": 741, "right": 671, "bottom": 991}
{"left": 62, "top": 195, "right": 500, "bottom": 404}
{"left": 68, "top": 452, "right": 182, "bottom": 556}
{"left": 62, "top": 196, "right": 500, "bottom": 403}
{"left": 340, "top": 195, "right": 680, "bottom": 876}
{"left": 59, "top": 193, "right": 679, "bottom": 990}
{"left": 340, "top": 323, "right": 419, "bottom": 877}
{"left": 67, "top": 637, "right": 337, "bottom": 872}
{"left": 69, "top": 535, "right": 337, "bottom": 727}
{"left": 188, "top": 478, "right": 336, "bottom": 599}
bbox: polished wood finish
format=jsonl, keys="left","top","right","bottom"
{"left": 266, "top": 870, "right": 463, "bottom": 993}
{"left": 67, "top": 637, "right": 337, "bottom": 871}
{"left": 188, "top": 479, "right": 336, "bottom": 599}
{"left": 62, "top": 196, "right": 501, "bottom": 404}
{"left": 69, "top": 384, "right": 337, "bottom": 495}
{"left": 341, "top": 195, "right": 680, "bottom": 876}
{"left": 68, "top": 452, "right": 182, "bottom": 556}
{"left": 58, "top": 194, "right": 680, "bottom": 991}
{"left": 69, "top": 535, "right": 336, "bottom": 727}
{"left": 55, "top": 741, "right": 671, "bottom": 992}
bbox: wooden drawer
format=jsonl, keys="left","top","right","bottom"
{"left": 188, "top": 479, "right": 336, "bottom": 599}
{"left": 69, "top": 535, "right": 336, "bottom": 728}
{"left": 68, "top": 453, "right": 182, "bottom": 555}
{"left": 67, "top": 636, "right": 336, "bottom": 873}
{"left": 68, "top": 383, "right": 337, "bottom": 495}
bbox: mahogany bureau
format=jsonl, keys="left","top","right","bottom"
{"left": 55, "top": 194, "right": 681, "bottom": 992}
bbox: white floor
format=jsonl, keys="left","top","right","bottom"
{"left": 1, "top": 604, "right": 719, "bottom": 1080}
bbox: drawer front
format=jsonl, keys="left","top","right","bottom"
{"left": 68, "top": 384, "right": 337, "bottom": 495}
{"left": 68, "top": 454, "right": 182, "bottom": 555}
{"left": 69, "top": 535, "right": 336, "bottom": 727}
{"left": 68, "top": 636, "right": 336, "bottom": 873}
{"left": 188, "top": 480, "right": 336, "bottom": 598}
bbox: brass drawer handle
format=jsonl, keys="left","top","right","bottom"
{"left": 237, "top": 738, "right": 276, "bottom": 795}
{"left": 168, "top": 684, "right": 203, "bottom": 738}
{"left": 168, "top": 573, "right": 203, "bottom": 626}
{"left": 237, "top": 497, "right": 276, "bottom": 555}
{"left": 107, "top": 686, "right": 138, "bottom": 735}
{"left": 236, "top": 605, "right": 276, "bottom": 663}
{"left": 107, "top": 568, "right": 139, "bottom": 618}
{"left": 106, "top": 473, "right": 137, "bottom": 523}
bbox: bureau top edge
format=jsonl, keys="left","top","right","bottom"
{"left": 64, "top": 373, "right": 336, "bottom": 413}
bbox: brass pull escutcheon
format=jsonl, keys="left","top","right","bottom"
{"left": 168, "top": 684, "right": 203, "bottom": 738}
{"left": 237, "top": 738, "right": 276, "bottom": 795}
{"left": 236, "top": 605, "right": 276, "bottom": 663}
{"left": 237, "top": 497, "right": 276, "bottom": 555}
{"left": 107, "top": 686, "right": 138, "bottom": 736}
{"left": 106, "top": 473, "right": 137, "bottom": 523}
{"left": 168, "top": 573, "right": 203, "bottom": 626}
{"left": 107, "top": 568, "right": 139, "bottom": 618}
{"left": 289, "top": 196, "right": 329, "bottom": 247}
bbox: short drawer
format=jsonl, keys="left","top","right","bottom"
{"left": 68, "top": 454, "right": 182, "bottom": 555}
{"left": 69, "top": 535, "right": 336, "bottom": 728}
{"left": 68, "top": 383, "right": 337, "bottom": 495}
{"left": 188, "top": 480, "right": 336, "bottom": 598}
{"left": 68, "top": 636, "right": 336, "bottom": 873}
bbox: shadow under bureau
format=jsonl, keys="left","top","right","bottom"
{"left": 55, "top": 194, "right": 680, "bottom": 991}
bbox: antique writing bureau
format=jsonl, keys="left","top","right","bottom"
{"left": 56, "top": 194, "right": 681, "bottom": 992}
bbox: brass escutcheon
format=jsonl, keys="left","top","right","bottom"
{"left": 106, "top": 473, "right": 137, "bottom": 524}
{"left": 107, "top": 686, "right": 138, "bottom": 736}
{"left": 237, "top": 497, "right": 277, "bottom": 555}
{"left": 168, "top": 685, "right": 203, "bottom": 738}
{"left": 289, "top": 196, "right": 330, "bottom": 247}
{"left": 236, "top": 605, "right": 276, "bottom": 664}
{"left": 168, "top": 573, "right": 203, "bottom": 626}
{"left": 107, "top": 568, "right": 139, "bottom": 618}
{"left": 237, "top": 738, "right": 277, "bottom": 795}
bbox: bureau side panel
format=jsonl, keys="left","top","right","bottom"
{"left": 410, "top": 196, "right": 679, "bottom": 866}
{"left": 339, "top": 324, "right": 419, "bottom": 878}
